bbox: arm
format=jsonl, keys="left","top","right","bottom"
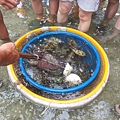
{"left": 0, "top": 0, "right": 20, "bottom": 42}
{"left": 0, "top": 42, "right": 20, "bottom": 66}
{"left": 0, "top": 11, "right": 11, "bottom": 43}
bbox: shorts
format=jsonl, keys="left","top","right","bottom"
{"left": 77, "top": 0, "right": 100, "bottom": 12}
{"left": 61, "top": 0, "right": 100, "bottom": 12}
{"left": 61, "top": 0, "right": 74, "bottom": 2}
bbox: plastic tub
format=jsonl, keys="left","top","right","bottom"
{"left": 7, "top": 26, "right": 109, "bottom": 109}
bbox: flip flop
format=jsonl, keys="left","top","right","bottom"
{"left": 46, "top": 17, "right": 55, "bottom": 24}
{"left": 36, "top": 15, "right": 47, "bottom": 21}
{"left": 46, "top": 15, "right": 57, "bottom": 24}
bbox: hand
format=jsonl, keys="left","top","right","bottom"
{"left": 0, "top": 0, "right": 20, "bottom": 10}
{"left": 0, "top": 42, "right": 20, "bottom": 66}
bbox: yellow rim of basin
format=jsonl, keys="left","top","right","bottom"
{"left": 7, "top": 26, "right": 109, "bottom": 107}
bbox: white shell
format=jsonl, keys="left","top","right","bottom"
{"left": 63, "top": 62, "right": 73, "bottom": 76}
{"left": 65, "top": 73, "right": 82, "bottom": 85}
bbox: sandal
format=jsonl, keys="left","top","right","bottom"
{"left": 36, "top": 16, "right": 46, "bottom": 21}
{"left": 36, "top": 13, "right": 47, "bottom": 21}
{"left": 46, "top": 14, "right": 57, "bottom": 24}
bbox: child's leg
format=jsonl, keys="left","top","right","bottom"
{"left": 57, "top": 1, "right": 73, "bottom": 23}
{"left": 49, "top": 0, "right": 59, "bottom": 15}
{"left": 31, "top": 0, "right": 44, "bottom": 20}
{"left": 73, "top": 0, "right": 79, "bottom": 19}
{"left": 77, "top": 0, "right": 99, "bottom": 32}
{"left": 47, "top": 0, "right": 59, "bottom": 23}
{"left": 115, "top": 15, "right": 120, "bottom": 30}
{"left": 98, "top": 16, "right": 120, "bottom": 44}
{"left": 78, "top": 8, "right": 93, "bottom": 32}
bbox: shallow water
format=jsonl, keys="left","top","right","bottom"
{"left": 0, "top": 1, "right": 120, "bottom": 120}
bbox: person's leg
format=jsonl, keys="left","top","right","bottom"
{"left": 115, "top": 16, "right": 120, "bottom": 30}
{"left": 57, "top": 0, "right": 73, "bottom": 23}
{"left": 78, "top": 8, "right": 93, "bottom": 32}
{"left": 77, "top": 0, "right": 99, "bottom": 32}
{"left": 99, "top": 16, "right": 120, "bottom": 44}
{"left": 95, "top": 0, "right": 119, "bottom": 35}
{"left": 47, "top": 0, "right": 59, "bottom": 23}
{"left": 106, "top": 15, "right": 120, "bottom": 39}
{"left": 0, "top": 11, "right": 11, "bottom": 42}
{"left": 31, "top": 0, "right": 44, "bottom": 20}
{"left": 101, "top": 0, "right": 119, "bottom": 26}
{"left": 73, "top": 0, "right": 79, "bottom": 19}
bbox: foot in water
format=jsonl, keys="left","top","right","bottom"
{"left": 98, "top": 28, "right": 120, "bottom": 44}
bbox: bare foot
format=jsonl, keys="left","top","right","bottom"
{"left": 99, "top": 36, "right": 110, "bottom": 44}
{"left": 99, "top": 28, "right": 120, "bottom": 44}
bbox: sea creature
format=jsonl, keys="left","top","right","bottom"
{"left": 26, "top": 59, "right": 38, "bottom": 66}
{"left": 65, "top": 73, "right": 82, "bottom": 85}
{"left": 63, "top": 62, "right": 73, "bottom": 76}
{"left": 44, "top": 37, "right": 62, "bottom": 49}
{"left": 67, "top": 38, "right": 86, "bottom": 57}
{"left": 71, "top": 48, "right": 86, "bottom": 56}
{"left": 25, "top": 53, "right": 62, "bottom": 68}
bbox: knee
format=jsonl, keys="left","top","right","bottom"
{"left": 79, "top": 12, "right": 92, "bottom": 22}
{"left": 59, "top": 5, "right": 71, "bottom": 14}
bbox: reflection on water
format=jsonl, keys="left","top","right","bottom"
{"left": 0, "top": 1, "right": 120, "bottom": 119}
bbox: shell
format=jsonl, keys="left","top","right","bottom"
{"left": 63, "top": 62, "right": 73, "bottom": 76}
{"left": 65, "top": 73, "right": 82, "bottom": 85}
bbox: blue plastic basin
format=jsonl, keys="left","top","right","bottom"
{"left": 19, "top": 31, "right": 100, "bottom": 93}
